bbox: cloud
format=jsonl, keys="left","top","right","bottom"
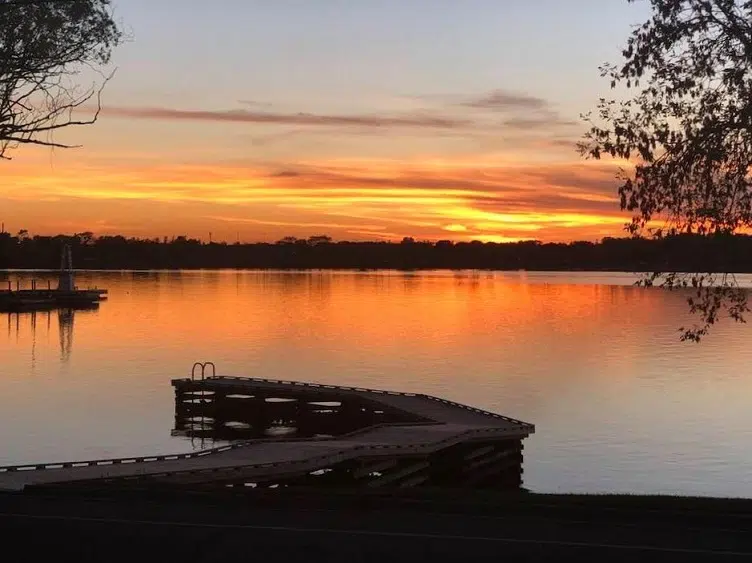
{"left": 239, "top": 99, "right": 274, "bottom": 108}
{"left": 104, "top": 106, "right": 472, "bottom": 130}
{"left": 462, "top": 90, "right": 549, "bottom": 111}
{"left": 206, "top": 215, "right": 387, "bottom": 232}
{"left": 260, "top": 160, "right": 620, "bottom": 211}
{"left": 459, "top": 90, "right": 578, "bottom": 132}
{"left": 525, "top": 164, "right": 621, "bottom": 199}
{"left": 550, "top": 138, "right": 578, "bottom": 147}
{"left": 103, "top": 90, "right": 580, "bottom": 157}
{"left": 3, "top": 150, "right": 630, "bottom": 243}
{"left": 502, "top": 113, "right": 578, "bottom": 130}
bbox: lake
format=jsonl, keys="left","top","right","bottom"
{"left": 1, "top": 270, "right": 751, "bottom": 497}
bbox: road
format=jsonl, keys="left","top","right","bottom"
{"left": 2, "top": 490, "right": 751, "bottom": 562}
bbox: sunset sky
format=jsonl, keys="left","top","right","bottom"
{"left": 1, "top": 0, "right": 651, "bottom": 243}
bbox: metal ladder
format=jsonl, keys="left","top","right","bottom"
{"left": 191, "top": 361, "right": 216, "bottom": 382}
{"left": 189, "top": 361, "right": 216, "bottom": 449}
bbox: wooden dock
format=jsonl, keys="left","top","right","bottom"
{"left": 0, "top": 244, "right": 107, "bottom": 312}
{"left": 0, "top": 373, "right": 534, "bottom": 492}
{"left": 0, "top": 288, "right": 107, "bottom": 311}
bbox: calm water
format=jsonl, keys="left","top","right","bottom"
{"left": 2, "top": 270, "right": 752, "bottom": 497}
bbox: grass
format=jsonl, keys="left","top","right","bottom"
{"left": 21, "top": 485, "right": 752, "bottom": 516}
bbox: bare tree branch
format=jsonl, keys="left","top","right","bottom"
{"left": 0, "top": 0, "right": 122, "bottom": 158}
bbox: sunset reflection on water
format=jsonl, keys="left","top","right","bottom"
{"left": 1, "top": 270, "right": 752, "bottom": 497}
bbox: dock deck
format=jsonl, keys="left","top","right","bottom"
{"left": 0, "top": 288, "right": 107, "bottom": 309}
{"left": 0, "top": 375, "right": 534, "bottom": 492}
{"left": 0, "top": 244, "right": 107, "bottom": 312}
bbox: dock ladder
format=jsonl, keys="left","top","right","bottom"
{"left": 189, "top": 361, "right": 216, "bottom": 449}
{"left": 191, "top": 361, "right": 216, "bottom": 382}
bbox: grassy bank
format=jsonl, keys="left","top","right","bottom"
{"left": 20, "top": 485, "right": 752, "bottom": 515}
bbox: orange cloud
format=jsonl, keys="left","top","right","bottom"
{"left": 0, "top": 88, "right": 629, "bottom": 243}
{"left": 102, "top": 88, "right": 581, "bottom": 144}
{"left": 104, "top": 106, "right": 472, "bottom": 130}
{"left": 0, "top": 148, "right": 631, "bottom": 243}
{"left": 461, "top": 90, "right": 549, "bottom": 111}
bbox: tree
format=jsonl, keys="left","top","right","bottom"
{"left": 74, "top": 231, "right": 94, "bottom": 245}
{"left": 307, "top": 235, "right": 332, "bottom": 246}
{"left": 579, "top": 0, "right": 752, "bottom": 341}
{"left": 276, "top": 236, "right": 299, "bottom": 245}
{"left": 0, "top": 0, "right": 122, "bottom": 159}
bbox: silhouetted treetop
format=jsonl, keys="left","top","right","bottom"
{"left": 580, "top": 0, "right": 752, "bottom": 340}
{"left": 0, "top": 0, "right": 122, "bottom": 158}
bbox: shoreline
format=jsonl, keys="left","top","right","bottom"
{"left": 3, "top": 487, "right": 751, "bottom": 561}
{"left": 18, "top": 484, "right": 752, "bottom": 509}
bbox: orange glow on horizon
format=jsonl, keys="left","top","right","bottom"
{"left": 0, "top": 146, "right": 632, "bottom": 243}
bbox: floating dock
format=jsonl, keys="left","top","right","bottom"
{"left": 0, "top": 244, "right": 106, "bottom": 312}
{"left": 0, "top": 367, "right": 534, "bottom": 492}
{"left": 0, "top": 288, "right": 107, "bottom": 311}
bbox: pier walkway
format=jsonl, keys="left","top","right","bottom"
{"left": 0, "top": 375, "right": 534, "bottom": 491}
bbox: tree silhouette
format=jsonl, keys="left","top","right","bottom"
{"left": 3, "top": 229, "right": 752, "bottom": 273}
{"left": 0, "top": 0, "right": 122, "bottom": 159}
{"left": 580, "top": 0, "right": 752, "bottom": 341}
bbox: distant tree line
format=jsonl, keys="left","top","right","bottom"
{"left": 2, "top": 230, "right": 752, "bottom": 272}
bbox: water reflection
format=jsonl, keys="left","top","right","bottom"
{"left": 3, "top": 303, "right": 99, "bottom": 364}
{"left": 2, "top": 271, "right": 752, "bottom": 497}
